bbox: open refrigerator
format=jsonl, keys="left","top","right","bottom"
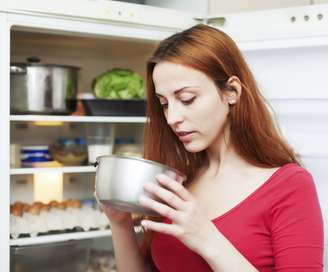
{"left": 0, "top": 1, "right": 327, "bottom": 271}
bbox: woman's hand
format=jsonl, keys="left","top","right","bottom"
{"left": 94, "top": 192, "right": 132, "bottom": 228}
{"left": 139, "top": 174, "right": 219, "bottom": 256}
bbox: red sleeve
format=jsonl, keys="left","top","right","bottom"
{"left": 270, "top": 170, "right": 324, "bottom": 271}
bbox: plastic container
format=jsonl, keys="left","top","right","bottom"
{"left": 10, "top": 144, "right": 21, "bottom": 168}
{"left": 21, "top": 146, "right": 52, "bottom": 167}
{"left": 87, "top": 136, "right": 113, "bottom": 164}
{"left": 81, "top": 99, "right": 146, "bottom": 116}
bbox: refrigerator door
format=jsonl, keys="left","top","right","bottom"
{"left": 208, "top": 4, "right": 328, "bottom": 264}
{"left": 0, "top": 0, "right": 197, "bottom": 30}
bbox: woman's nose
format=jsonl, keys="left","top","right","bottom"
{"left": 166, "top": 104, "right": 184, "bottom": 125}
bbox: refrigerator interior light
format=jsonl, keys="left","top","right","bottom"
{"left": 33, "top": 121, "right": 64, "bottom": 126}
{"left": 33, "top": 172, "right": 63, "bottom": 203}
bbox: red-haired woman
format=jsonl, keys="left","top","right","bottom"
{"left": 99, "top": 24, "right": 324, "bottom": 271}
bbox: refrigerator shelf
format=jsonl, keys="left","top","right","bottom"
{"left": 10, "top": 227, "right": 142, "bottom": 246}
{"left": 10, "top": 166, "right": 96, "bottom": 175}
{"left": 10, "top": 115, "right": 147, "bottom": 124}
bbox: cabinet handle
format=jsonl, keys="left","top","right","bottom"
{"left": 207, "top": 17, "right": 226, "bottom": 27}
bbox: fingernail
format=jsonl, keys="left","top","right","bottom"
{"left": 176, "top": 175, "right": 185, "bottom": 184}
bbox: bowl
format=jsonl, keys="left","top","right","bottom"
{"left": 50, "top": 138, "right": 87, "bottom": 166}
{"left": 94, "top": 155, "right": 186, "bottom": 216}
{"left": 81, "top": 99, "right": 146, "bottom": 116}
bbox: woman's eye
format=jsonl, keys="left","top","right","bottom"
{"left": 161, "top": 103, "right": 168, "bottom": 109}
{"left": 181, "top": 97, "right": 195, "bottom": 105}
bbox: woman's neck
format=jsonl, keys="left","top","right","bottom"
{"left": 205, "top": 132, "right": 249, "bottom": 179}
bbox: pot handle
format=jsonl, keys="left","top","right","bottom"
{"left": 93, "top": 161, "right": 99, "bottom": 167}
{"left": 10, "top": 66, "right": 26, "bottom": 74}
{"left": 27, "top": 56, "right": 41, "bottom": 63}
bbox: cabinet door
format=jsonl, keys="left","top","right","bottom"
{"left": 209, "top": 0, "right": 310, "bottom": 14}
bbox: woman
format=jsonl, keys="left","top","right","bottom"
{"left": 99, "top": 24, "right": 324, "bottom": 271}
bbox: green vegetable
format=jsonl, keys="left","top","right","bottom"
{"left": 92, "top": 68, "right": 144, "bottom": 99}
{"left": 66, "top": 77, "right": 74, "bottom": 99}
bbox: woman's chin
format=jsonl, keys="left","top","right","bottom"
{"left": 183, "top": 142, "right": 206, "bottom": 153}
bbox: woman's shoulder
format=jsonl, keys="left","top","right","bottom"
{"left": 275, "top": 163, "right": 314, "bottom": 185}
{"left": 268, "top": 163, "right": 318, "bottom": 200}
{"left": 268, "top": 163, "right": 323, "bottom": 234}
{"left": 243, "top": 162, "right": 311, "bottom": 193}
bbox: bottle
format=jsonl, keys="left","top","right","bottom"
{"left": 86, "top": 123, "right": 114, "bottom": 164}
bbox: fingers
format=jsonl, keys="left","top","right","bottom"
{"left": 143, "top": 182, "right": 185, "bottom": 210}
{"left": 94, "top": 191, "right": 110, "bottom": 214}
{"left": 156, "top": 174, "right": 193, "bottom": 201}
{"left": 174, "top": 173, "right": 186, "bottom": 184}
{"left": 139, "top": 195, "right": 179, "bottom": 221}
{"left": 140, "top": 219, "right": 182, "bottom": 236}
{"left": 94, "top": 191, "right": 103, "bottom": 208}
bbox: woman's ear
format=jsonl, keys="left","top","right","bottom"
{"left": 223, "top": 76, "right": 242, "bottom": 106}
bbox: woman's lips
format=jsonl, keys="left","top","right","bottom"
{"left": 177, "top": 131, "right": 195, "bottom": 142}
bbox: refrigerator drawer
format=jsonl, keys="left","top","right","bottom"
{"left": 10, "top": 239, "right": 91, "bottom": 272}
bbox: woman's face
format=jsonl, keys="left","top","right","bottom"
{"left": 153, "top": 61, "right": 231, "bottom": 153}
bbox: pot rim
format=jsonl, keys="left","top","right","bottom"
{"left": 96, "top": 154, "right": 187, "bottom": 182}
{"left": 10, "top": 62, "right": 80, "bottom": 70}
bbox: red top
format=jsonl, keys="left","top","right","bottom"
{"left": 151, "top": 163, "right": 324, "bottom": 271}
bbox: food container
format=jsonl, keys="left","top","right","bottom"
{"left": 10, "top": 144, "right": 21, "bottom": 168}
{"left": 81, "top": 99, "right": 146, "bottom": 116}
{"left": 114, "top": 143, "right": 143, "bottom": 158}
{"left": 21, "top": 146, "right": 52, "bottom": 167}
{"left": 10, "top": 57, "right": 79, "bottom": 115}
{"left": 87, "top": 136, "right": 113, "bottom": 164}
{"left": 10, "top": 199, "right": 109, "bottom": 239}
{"left": 94, "top": 155, "right": 186, "bottom": 216}
{"left": 50, "top": 138, "right": 87, "bottom": 166}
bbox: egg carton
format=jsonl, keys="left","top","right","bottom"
{"left": 10, "top": 207, "right": 109, "bottom": 239}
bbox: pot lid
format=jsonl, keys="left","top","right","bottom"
{"left": 11, "top": 57, "right": 80, "bottom": 69}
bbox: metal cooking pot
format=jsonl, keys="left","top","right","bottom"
{"left": 94, "top": 155, "right": 186, "bottom": 216}
{"left": 10, "top": 57, "right": 79, "bottom": 114}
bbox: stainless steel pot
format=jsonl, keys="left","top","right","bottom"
{"left": 94, "top": 155, "right": 186, "bottom": 216}
{"left": 10, "top": 57, "right": 79, "bottom": 114}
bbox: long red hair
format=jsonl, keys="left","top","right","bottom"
{"left": 144, "top": 24, "right": 299, "bottom": 180}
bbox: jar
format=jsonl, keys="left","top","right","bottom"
{"left": 87, "top": 136, "right": 113, "bottom": 164}
{"left": 21, "top": 146, "right": 52, "bottom": 167}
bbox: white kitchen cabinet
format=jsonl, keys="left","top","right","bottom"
{"left": 1, "top": 1, "right": 328, "bottom": 271}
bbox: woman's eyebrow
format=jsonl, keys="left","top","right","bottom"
{"left": 156, "top": 86, "right": 199, "bottom": 97}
